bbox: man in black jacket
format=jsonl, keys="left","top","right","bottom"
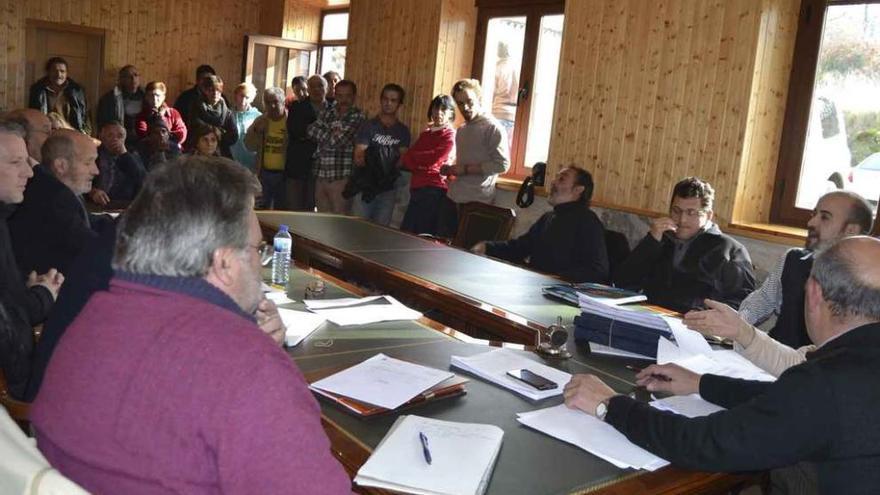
{"left": 614, "top": 176, "right": 755, "bottom": 312}
{"left": 8, "top": 129, "right": 101, "bottom": 275}
{"left": 565, "top": 235, "right": 880, "bottom": 495}
{"left": 285, "top": 75, "right": 328, "bottom": 211}
{"left": 173, "top": 64, "right": 216, "bottom": 126}
{"left": 28, "top": 57, "right": 91, "bottom": 135}
{"left": 0, "top": 121, "right": 63, "bottom": 399}
{"left": 96, "top": 65, "right": 144, "bottom": 147}
{"left": 472, "top": 166, "right": 609, "bottom": 283}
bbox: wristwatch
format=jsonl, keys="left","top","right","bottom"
{"left": 595, "top": 399, "right": 609, "bottom": 421}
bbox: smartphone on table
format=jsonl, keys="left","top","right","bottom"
{"left": 506, "top": 369, "right": 558, "bottom": 391}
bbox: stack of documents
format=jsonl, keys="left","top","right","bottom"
{"left": 355, "top": 415, "right": 504, "bottom": 495}
{"left": 304, "top": 296, "right": 421, "bottom": 326}
{"left": 278, "top": 308, "right": 326, "bottom": 347}
{"left": 310, "top": 354, "right": 454, "bottom": 410}
{"left": 450, "top": 348, "right": 570, "bottom": 401}
{"left": 543, "top": 283, "right": 647, "bottom": 306}
{"left": 650, "top": 394, "right": 725, "bottom": 418}
{"left": 516, "top": 405, "right": 668, "bottom": 471}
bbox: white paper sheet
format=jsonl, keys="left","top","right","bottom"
{"left": 265, "top": 291, "right": 296, "bottom": 305}
{"left": 450, "top": 348, "right": 570, "bottom": 401}
{"left": 261, "top": 282, "right": 282, "bottom": 293}
{"left": 589, "top": 342, "right": 654, "bottom": 361}
{"left": 278, "top": 308, "right": 326, "bottom": 347}
{"left": 305, "top": 296, "right": 422, "bottom": 326}
{"left": 310, "top": 354, "right": 453, "bottom": 410}
{"left": 662, "top": 316, "right": 713, "bottom": 356}
{"left": 671, "top": 352, "right": 776, "bottom": 382}
{"left": 355, "top": 415, "right": 504, "bottom": 495}
{"left": 650, "top": 394, "right": 726, "bottom": 418}
{"left": 516, "top": 405, "right": 669, "bottom": 471}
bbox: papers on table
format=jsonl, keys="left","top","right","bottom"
{"left": 662, "top": 351, "right": 776, "bottom": 382}
{"left": 450, "top": 348, "right": 570, "bottom": 401}
{"left": 304, "top": 296, "right": 422, "bottom": 326}
{"left": 261, "top": 282, "right": 281, "bottom": 293}
{"left": 577, "top": 292, "right": 671, "bottom": 332}
{"left": 310, "top": 354, "right": 453, "bottom": 410}
{"left": 355, "top": 415, "right": 504, "bottom": 495}
{"left": 589, "top": 342, "right": 654, "bottom": 361}
{"left": 651, "top": 394, "right": 725, "bottom": 418}
{"left": 516, "top": 405, "right": 668, "bottom": 471}
{"left": 265, "top": 291, "right": 296, "bottom": 305}
{"left": 278, "top": 308, "right": 326, "bottom": 347}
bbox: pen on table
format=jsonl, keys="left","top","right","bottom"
{"left": 626, "top": 364, "right": 672, "bottom": 382}
{"left": 419, "top": 431, "right": 432, "bottom": 465}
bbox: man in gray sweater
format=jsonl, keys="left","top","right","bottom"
{"left": 438, "top": 79, "right": 510, "bottom": 237}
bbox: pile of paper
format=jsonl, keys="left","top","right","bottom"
{"left": 650, "top": 394, "right": 725, "bottom": 418}
{"left": 450, "top": 348, "right": 570, "bottom": 401}
{"left": 278, "top": 308, "right": 326, "bottom": 347}
{"left": 304, "top": 296, "right": 422, "bottom": 326}
{"left": 355, "top": 415, "right": 504, "bottom": 495}
{"left": 516, "top": 404, "right": 668, "bottom": 471}
{"left": 310, "top": 354, "right": 453, "bottom": 410}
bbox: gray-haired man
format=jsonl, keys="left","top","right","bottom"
{"left": 31, "top": 155, "right": 352, "bottom": 493}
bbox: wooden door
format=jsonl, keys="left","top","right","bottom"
{"left": 243, "top": 35, "right": 317, "bottom": 110}
{"left": 25, "top": 20, "right": 105, "bottom": 130}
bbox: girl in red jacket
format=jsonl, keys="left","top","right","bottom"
{"left": 400, "top": 95, "right": 456, "bottom": 235}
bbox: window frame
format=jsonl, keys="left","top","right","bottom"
{"left": 317, "top": 7, "right": 349, "bottom": 77}
{"left": 771, "top": 0, "right": 880, "bottom": 226}
{"left": 472, "top": 0, "right": 565, "bottom": 180}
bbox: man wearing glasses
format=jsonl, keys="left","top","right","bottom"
{"left": 614, "top": 176, "right": 756, "bottom": 313}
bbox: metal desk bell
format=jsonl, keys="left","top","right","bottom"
{"left": 536, "top": 316, "right": 571, "bottom": 359}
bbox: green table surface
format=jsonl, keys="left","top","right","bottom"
{"left": 277, "top": 268, "right": 656, "bottom": 495}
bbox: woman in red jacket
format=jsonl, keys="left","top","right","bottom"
{"left": 400, "top": 95, "right": 456, "bottom": 235}
{"left": 135, "top": 81, "right": 187, "bottom": 150}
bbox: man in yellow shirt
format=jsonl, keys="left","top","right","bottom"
{"left": 245, "top": 87, "right": 288, "bottom": 209}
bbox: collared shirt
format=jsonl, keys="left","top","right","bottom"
{"left": 307, "top": 102, "right": 367, "bottom": 181}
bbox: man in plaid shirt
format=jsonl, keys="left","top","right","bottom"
{"left": 307, "top": 79, "right": 366, "bottom": 214}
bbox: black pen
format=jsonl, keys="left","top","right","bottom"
{"left": 419, "top": 431, "right": 432, "bottom": 465}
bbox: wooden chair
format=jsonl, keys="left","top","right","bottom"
{"left": 452, "top": 201, "right": 516, "bottom": 249}
{"left": 0, "top": 369, "right": 30, "bottom": 425}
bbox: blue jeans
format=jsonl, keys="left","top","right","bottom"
{"left": 352, "top": 189, "right": 396, "bottom": 226}
{"left": 258, "top": 170, "right": 287, "bottom": 209}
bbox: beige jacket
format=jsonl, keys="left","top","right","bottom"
{"left": 735, "top": 327, "right": 813, "bottom": 377}
{"left": 244, "top": 113, "right": 288, "bottom": 173}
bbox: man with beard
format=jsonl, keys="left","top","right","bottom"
{"left": 684, "top": 190, "right": 874, "bottom": 375}
{"left": 471, "top": 165, "right": 609, "bottom": 283}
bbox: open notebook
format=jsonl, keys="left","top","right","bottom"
{"left": 355, "top": 415, "right": 504, "bottom": 495}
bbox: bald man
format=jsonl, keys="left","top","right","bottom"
{"left": 8, "top": 129, "right": 104, "bottom": 275}
{"left": 564, "top": 236, "right": 880, "bottom": 494}
{"left": 3, "top": 108, "right": 53, "bottom": 166}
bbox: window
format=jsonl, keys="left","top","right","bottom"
{"left": 243, "top": 35, "right": 317, "bottom": 110}
{"left": 472, "top": 1, "right": 565, "bottom": 179}
{"left": 773, "top": 0, "right": 880, "bottom": 225}
{"left": 318, "top": 9, "right": 348, "bottom": 77}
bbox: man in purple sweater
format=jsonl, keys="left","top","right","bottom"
{"left": 31, "top": 156, "right": 352, "bottom": 494}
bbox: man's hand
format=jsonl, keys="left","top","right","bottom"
{"left": 439, "top": 164, "right": 453, "bottom": 176}
{"left": 635, "top": 364, "right": 701, "bottom": 396}
{"left": 353, "top": 144, "right": 367, "bottom": 167}
{"left": 27, "top": 269, "right": 65, "bottom": 301}
{"left": 683, "top": 299, "right": 754, "bottom": 344}
{"left": 88, "top": 188, "right": 111, "bottom": 206}
{"left": 255, "top": 298, "right": 285, "bottom": 346}
{"left": 471, "top": 241, "right": 487, "bottom": 255}
{"left": 649, "top": 217, "right": 678, "bottom": 242}
{"left": 563, "top": 374, "right": 617, "bottom": 417}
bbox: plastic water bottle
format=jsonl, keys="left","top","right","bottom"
{"left": 271, "top": 224, "right": 292, "bottom": 285}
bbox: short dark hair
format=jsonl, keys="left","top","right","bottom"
{"left": 191, "top": 124, "right": 221, "bottom": 144}
{"left": 1, "top": 113, "right": 31, "bottom": 137}
{"left": 44, "top": 57, "right": 68, "bottom": 72}
{"left": 336, "top": 79, "right": 357, "bottom": 95}
{"left": 195, "top": 64, "right": 216, "bottom": 79}
{"left": 671, "top": 176, "right": 715, "bottom": 211}
{"left": 323, "top": 71, "right": 340, "bottom": 82}
{"left": 291, "top": 75, "right": 307, "bottom": 86}
{"left": 118, "top": 65, "right": 138, "bottom": 76}
{"left": 41, "top": 132, "right": 77, "bottom": 166}
{"left": 381, "top": 83, "right": 405, "bottom": 104}
{"left": 199, "top": 75, "right": 223, "bottom": 91}
{"left": 427, "top": 94, "right": 456, "bottom": 121}
{"left": 567, "top": 166, "right": 594, "bottom": 204}
{"left": 99, "top": 120, "right": 125, "bottom": 133}
{"left": 0, "top": 120, "right": 26, "bottom": 139}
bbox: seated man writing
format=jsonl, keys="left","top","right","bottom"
{"left": 684, "top": 190, "right": 874, "bottom": 376}
{"left": 564, "top": 236, "right": 880, "bottom": 494}
{"left": 614, "top": 176, "right": 755, "bottom": 312}
{"left": 472, "top": 165, "right": 609, "bottom": 283}
{"left": 31, "top": 156, "right": 351, "bottom": 494}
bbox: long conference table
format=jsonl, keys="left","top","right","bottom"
{"left": 261, "top": 212, "right": 759, "bottom": 494}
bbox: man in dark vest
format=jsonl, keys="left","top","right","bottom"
{"left": 685, "top": 190, "right": 874, "bottom": 357}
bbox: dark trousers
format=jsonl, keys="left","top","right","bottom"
{"left": 401, "top": 187, "right": 446, "bottom": 235}
{"left": 258, "top": 170, "right": 287, "bottom": 210}
{"left": 286, "top": 177, "right": 316, "bottom": 212}
{"left": 436, "top": 196, "right": 460, "bottom": 239}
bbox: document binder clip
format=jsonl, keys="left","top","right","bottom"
{"left": 536, "top": 316, "right": 571, "bottom": 359}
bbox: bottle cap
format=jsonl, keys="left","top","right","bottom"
{"left": 279, "top": 224, "right": 289, "bottom": 233}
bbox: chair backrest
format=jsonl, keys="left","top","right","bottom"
{"left": 0, "top": 369, "right": 30, "bottom": 424}
{"left": 452, "top": 202, "right": 516, "bottom": 249}
{"left": 604, "top": 229, "right": 631, "bottom": 280}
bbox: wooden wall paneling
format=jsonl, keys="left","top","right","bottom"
{"left": 282, "top": 0, "right": 322, "bottom": 42}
